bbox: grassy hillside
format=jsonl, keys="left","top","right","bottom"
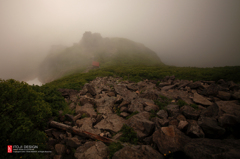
{"left": 45, "top": 64, "right": 240, "bottom": 90}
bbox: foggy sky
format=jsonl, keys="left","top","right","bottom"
{"left": 1, "top": 0, "right": 240, "bottom": 81}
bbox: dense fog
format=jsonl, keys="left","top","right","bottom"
{"left": 0, "top": 0, "right": 240, "bottom": 82}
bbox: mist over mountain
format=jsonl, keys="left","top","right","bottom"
{"left": 0, "top": 1, "right": 240, "bottom": 83}
{"left": 38, "top": 32, "right": 163, "bottom": 83}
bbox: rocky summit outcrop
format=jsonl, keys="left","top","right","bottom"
{"left": 44, "top": 76, "right": 240, "bottom": 159}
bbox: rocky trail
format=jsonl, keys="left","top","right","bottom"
{"left": 44, "top": 76, "right": 240, "bottom": 159}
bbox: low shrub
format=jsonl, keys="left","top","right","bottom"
{"left": 126, "top": 111, "right": 139, "bottom": 119}
{"left": 177, "top": 99, "right": 187, "bottom": 107}
{"left": 108, "top": 142, "right": 123, "bottom": 159}
{"left": 119, "top": 124, "right": 138, "bottom": 144}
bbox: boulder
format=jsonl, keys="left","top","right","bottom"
{"left": 76, "top": 103, "right": 97, "bottom": 118}
{"left": 199, "top": 83, "right": 225, "bottom": 96}
{"left": 119, "top": 100, "right": 131, "bottom": 108}
{"left": 128, "top": 98, "right": 144, "bottom": 113}
{"left": 158, "top": 118, "right": 169, "bottom": 127}
{"left": 126, "top": 83, "right": 138, "bottom": 91}
{"left": 94, "top": 114, "right": 126, "bottom": 133}
{"left": 112, "top": 145, "right": 164, "bottom": 159}
{"left": 74, "top": 141, "right": 108, "bottom": 159}
{"left": 186, "top": 120, "right": 205, "bottom": 138}
{"left": 151, "top": 117, "right": 163, "bottom": 129}
{"left": 176, "top": 114, "right": 186, "bottom": 121}
{"left": 144, "top": 102, "right": 159, "bottom": 112}
{"left": 120, "top": 107, "right": 128, "bottom": 112}
{"left": 161, "top": 83, "right": 179, "bottom": 91}
{"left": 139, "top": 91, "right": 158, "bottom": 100}
{"left": 79, "top": 96, "right": 96, "bottom": 106}
{"left": 184, "top": 138, "right": 240, "bottom": 159}
{"left": 198, "top": 116, "right": 225, "bottom": 138}
{"left": 68, "top": 102, "right": 76, "bottom": 110}
{"left": 217, "top": 91, "right": 231, "bottom": 100}
{"left": 200, "top": 103, "right": 219, "bottom": 118}
{"left": 152, "top": 125, "right": 191, "bottom": 155}
{"left": 180, "top": 105, "right": 200, "bottom": 120}
{"left": 65, "top": 137, "right": 82, "bottom": 148}
{"left": 55, "top": 144, "right": 66, "bottom": 155}
{"left": 107, "top": 91, "right": 115, "bottom": 97}
{"left": 188, "top": 81, "right": 204, "bottom": 89}
{"left": 232, "top": 91, "right": 240, "bottom": 100}
{"left": 120, "top": 112, "right": 129, "bottom": 118}
{"left": 193, "top": 92, "right": 212, "bottom": 106}
{"left": 178, "top": 80, "right": 191, "bottom": 89}
{"left": 156, "top": 110, "right": 168, "bottom": 119}
{"left": 218, "top": 114, "right": 240, "bottom": 128}
{"left": 86, "top": 84, "right": 96, "bottom": 96}
{"left": 76, "top": 118, "right": 101, "bottom": 135}
{"left": 127, "top": 111, "right": 155, "bottom": 138}
{"left": 228, "top": 81, "right": 240, "bottom": 91}
{"left": 216, "top": 100, "right": 240, "bottom": 117}
{"left": 158, "top": 82, "right": 171, "bottom": 87}
{"left": 95, "top": 96, "right": 115, "bottom": 114}
{"left": 114, "top": 84, "right": 137, "bottom": 101}
{"left": 166, "top": 104, "right": 180, "bottom": 117}
{"left": 115, "top": 95, "right": 123, "bottom": 104}
{"left": 178, "top": 121, "right": 188, "bottom": 130}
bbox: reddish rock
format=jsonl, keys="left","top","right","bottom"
{"left": 152, "top": 125, "right": 191, "bottom": 154}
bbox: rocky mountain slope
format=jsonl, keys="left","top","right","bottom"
{"left": 44, "top": 76, "right": 240, "bottom": 159}
{"left": 38, "top": 32, "right": 164, "bottom": 84}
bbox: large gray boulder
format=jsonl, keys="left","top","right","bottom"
{"left": 74, "top": 141, "right": 108, "bottom": 159}
{"left": 112, "top": 145, "right": 164, "bottom": 159}
{"left": 86, "top": 83, "right": 97, "bottom": 96}
{"left": 127, "top": 111, "right": 155, "bottom": 138}
{"left": 180, "top": 105, "right": 200, "bottom": 120}
{"left": 94, "top": 114, "right": 126, "bottom": 133}
{"left": 128, "top": 98, "right": 144, "bottom": 113}
{"left": 114, "top": 84, "right": 137, "bottom": 101}
{"left": 76, "top": 118, "right": 101, "bottom": 135}
{"left": 193, "top": 92, "right": 213, "bottom": 106}
{"left": 76, "top": 103, "right": 97, "bottom": 118}
{"left": 65, "top": 137, "right": 82, "bottom": 148}
{"left": 186, "top": 120, "right": 205, "bottom": 138}
{"left": 217, "top": 91, "right": 231, "bottom": 100}
{"left": 215, "top": 101, "right": 240, "bottom": 129}
{"left": 156, "top": 110, "right": 168, "bottom": 119}
{"left": 95, "top": 96, "right": 115, "bottom": 114}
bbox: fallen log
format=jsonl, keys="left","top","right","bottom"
{"left": 49, "top": 121, "right": 115, "bottom": 144}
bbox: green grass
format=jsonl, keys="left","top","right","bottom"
{"left": 177, "top": 99, "right": 188, "bottom": 107}
{"left": 150, "top": 109, "right": 157, "bottom": 119}
{"left": 126, "top": 111, "right": 139, "bottom": 119}
{"left": 154, "top": 95, "right": 171, "bottom": 110}
{"left": 119, "top": 124, "right": 138, "bottom": 144}
{"left": 81, "top": 113, "right": 87, "bottom": 119}
{"left": 190, "top": 103, "right": 198, "bottom": 109}
{"left": 43, "top": 65, "right": 240, "bottom": 91}
{"left": 108, "top": 142, "right": 124, "bottom": 159}
{"left": 176, "top": 99, "right": 199, "bottom": 110}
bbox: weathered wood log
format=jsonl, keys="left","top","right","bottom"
{"left": 49, "top": 121, "right": 115, "bottom": 144}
